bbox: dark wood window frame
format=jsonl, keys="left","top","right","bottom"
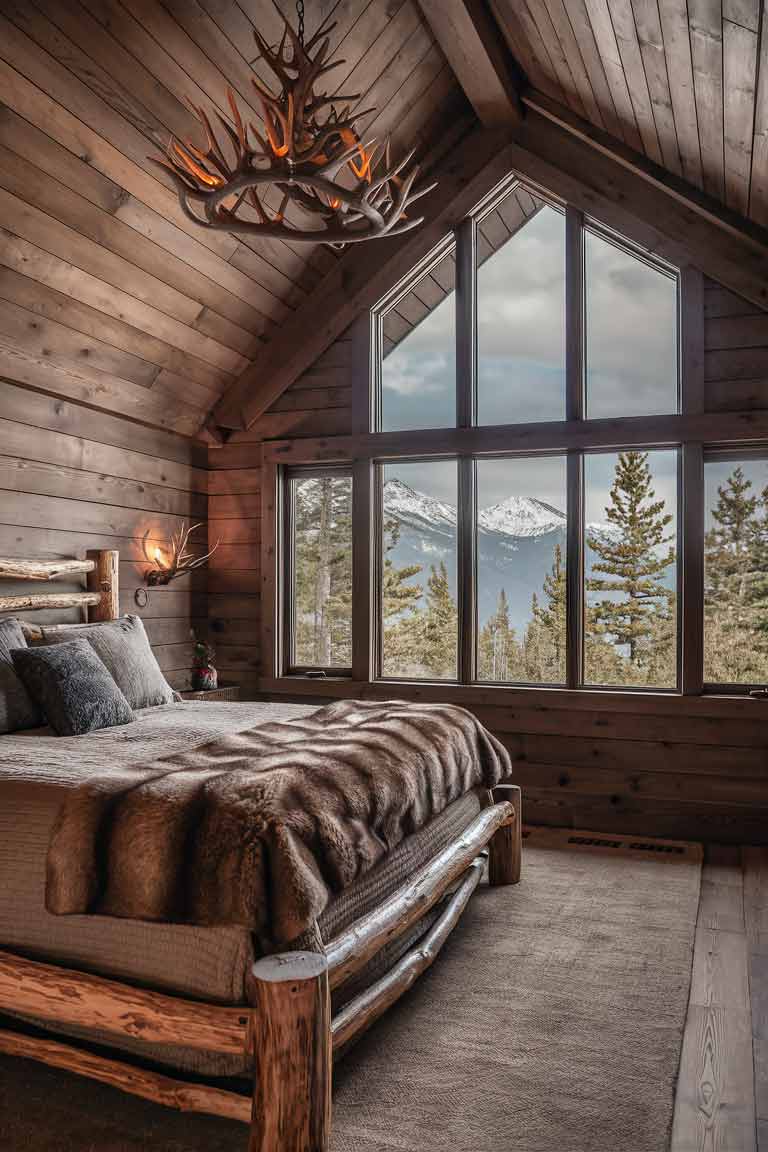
{"left": 282, "top": 464, "right": 355, "bottom": 677}
{"left": 261, "top": 175, "right": 768, "bottom": 703}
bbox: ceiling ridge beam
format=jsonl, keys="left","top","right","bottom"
{"left": 415, "top": 0, "right": 524, "bottom": 126}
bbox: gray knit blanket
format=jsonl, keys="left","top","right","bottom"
{"left": 46, "top": 699, "right": 510, "bottom": 947}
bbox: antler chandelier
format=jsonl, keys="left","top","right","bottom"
{"left": 153, "top": 2, "right": 435, "bottom": 247}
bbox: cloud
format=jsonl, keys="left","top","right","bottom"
{"left": 383, "top": 351, "right": 453, "bottom": 397}
{"left": 376, "top": 196, "right": 681, "bottom": 484}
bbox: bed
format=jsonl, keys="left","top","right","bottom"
{"left": 0, "top": 555, "right": 520, "bottom": 1152}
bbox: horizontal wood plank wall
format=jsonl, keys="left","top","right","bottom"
{"left": 0, "top": 378, "right": 207, "bottom": 689}
{"left": 207, "top": 278, "right": 768, "bottom": 844}
{"left": 704, "top": 277, "right": 768, "bottom": 412}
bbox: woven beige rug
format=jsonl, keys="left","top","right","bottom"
{"left": 0, "top": 827, "right": 701, "bottom": 1152}
{"left": 332, "top": 827, "right": 702, "bottom": 1152}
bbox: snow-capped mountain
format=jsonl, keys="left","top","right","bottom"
{"left": 382, "top": 480, "right": 567, "bottom": 632}
{"left": 478, "top": 495, "right": 566, "bottom": 538}
{"left": 382, "top": 478, "right": 456, "bottom": 534}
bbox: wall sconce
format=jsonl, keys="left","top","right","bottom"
{"left": 142, "top": 522, "right": 219, "bottom": 586}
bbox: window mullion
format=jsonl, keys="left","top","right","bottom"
{"left": 458, "top": 456, "right": 476, "bottom": 684}
{"left": 565, "top": 207, "right": 584, "bottom": 688}
{"left": 565, "top": 206, "right": 584, "bottom": 423}
{"left": 456, "top": 216, "right": 476, "bottom": 429}
{"left": 456, "top": 215, "right": 476, "bottom": 683}
{"left": 681, "top": 442, "right": 704, "bottom": 694}
{"left": 566, "top": 453, "right": 584, "bottom": 689}
{"left": 352, "top": 458, "right": 373, "bottom": 681}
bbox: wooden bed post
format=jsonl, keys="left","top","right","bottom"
{"left": 86, "top": 550, "right": 119, "bottom": 621}
{"left": 488, "top": 784, "right": 522, "bottom": 885}
{"left": 248, "top": 951, "right": 332, "bottom": 1152}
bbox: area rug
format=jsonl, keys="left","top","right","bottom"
{"left": 0, "top": 827, "right": 702, "bottom": 1152}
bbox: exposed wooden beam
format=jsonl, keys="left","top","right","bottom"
{"left": 260, "top": 408, "right": 768, "bottom": 463}
{"left": 211, "top": 128, "right": 515, "bottom": 431}
{"left": 415, "top": 0, "right": 523, "bottom": 126}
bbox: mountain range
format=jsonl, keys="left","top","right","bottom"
{"left": 296, "top": 476, "right": 664, "bottom": 637}
{"left": 383, "top": 478, "right": 567, "bottom": 633}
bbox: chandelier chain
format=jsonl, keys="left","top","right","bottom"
{"left": 296, "top": 0, "right": 304, "bottom": 46}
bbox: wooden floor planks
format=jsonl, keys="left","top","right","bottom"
{"left": 671, "top": 844, "right": 768, "bottom": 1151}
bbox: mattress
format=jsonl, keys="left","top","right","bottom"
{"left": 0, "top": 702, "right": 315, "bottom": 1004}
{"left": 0, "top": 701, "right": 485, "bottom": 1076}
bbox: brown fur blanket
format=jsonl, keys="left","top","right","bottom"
{"left": 46, "top": 700, "right": 510, "bottom": 947}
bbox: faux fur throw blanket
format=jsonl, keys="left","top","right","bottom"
{"left": 46, "top": 699, "right": 510, "bottom": 947}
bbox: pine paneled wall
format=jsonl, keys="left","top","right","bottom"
{"left": 0, "top": 378, "right": 207, "bottom": 689}
{"left": 704, "top": 277, "right": 768, "bottom": 410}
{"left": 207, "top": 281, "right": 768, "bottom": 844}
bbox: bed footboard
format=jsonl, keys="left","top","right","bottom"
{"left": 246, "top": 796, "right": 519, "bottom": 1152}
{"left": 0, "top": 796, "right": 521, "bottom": 1152}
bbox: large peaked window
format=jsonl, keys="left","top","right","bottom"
{"left": 271, "top": 172, "right": 768, "bottom": 699}
{"left": 370, "top": 179, "right": 682, "bottom": 691}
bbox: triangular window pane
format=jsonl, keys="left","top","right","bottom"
{"left": 476, "top": 190, "right": 566, "bottom": 424}
{"left": 379, "top": 247, "right": 456, "bottom": 432}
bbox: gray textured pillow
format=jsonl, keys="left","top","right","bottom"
{"left": 0, "top": 618, "right": 41, "bottom": 733}
{"left": 11, "top": 639, "right": 134, "bottom": 736}
{"left": 38, "top": 615, "right": 174, "bottom": 710}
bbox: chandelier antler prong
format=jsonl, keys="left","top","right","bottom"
{"left": 150, "top": 6, "right": 435, "bottom": 247}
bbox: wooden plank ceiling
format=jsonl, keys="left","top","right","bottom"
{"left": 491, "top": 0, "right": 768, "bottom": 226}
{"left": 0, "top": 0, "right": 469, "bottom": 437}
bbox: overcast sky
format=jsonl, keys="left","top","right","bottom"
{"left": 380, "top": 201, "right": 680, "bottom": 510}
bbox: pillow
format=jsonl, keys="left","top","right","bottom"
{"left": 0, "top": 618, "right": 41, "bottom": 733}
{"left": 36, "top": 615, "right": 175, "bottom": 710}
{"left": 11, "top": 639, "right": 134, "bottom": 736}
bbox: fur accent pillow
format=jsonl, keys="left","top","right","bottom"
{"left": 11, "top": 639, "right": 134, "bottom": 736}
{"left": 0, "top": 618, "right": 41, "bottom": 734}
{"left": 36, "top": 616, "right": 175, "bottom": 710}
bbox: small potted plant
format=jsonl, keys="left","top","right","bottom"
{"left": 191, "top": 638, "right": 218, "bottom": 692}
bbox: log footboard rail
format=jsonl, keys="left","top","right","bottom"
{"left": 0, "top": 788, "right": 521, "bottom": 1151}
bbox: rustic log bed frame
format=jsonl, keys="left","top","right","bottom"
{"left": 0, "top": 553, "right": 521, "bottom": 1151}
{"left": 0, "top": 788, "right": 520, "bottom": 1151}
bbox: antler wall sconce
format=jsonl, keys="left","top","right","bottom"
{"left": 142, "top": 523, "right": 220, "bottom": 587}
{"left": 151, "top": 2, "right": 435, "bottom": 247}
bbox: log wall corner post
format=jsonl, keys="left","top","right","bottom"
{"left": 248, "top": 951, "right": 332, "bottom": 1152}
{"left": 86, "top": 550, "right": 119, "bottom": 621}
{"left": 488, "top": 784, "right": 522, "bottom": 886}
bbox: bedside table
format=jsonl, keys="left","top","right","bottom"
{"left": 180, "top": 683, "right": 240, "bottom": 702}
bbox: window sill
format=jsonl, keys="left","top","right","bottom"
{"left": 259, "top": 677, "right": 764, "bottom": 718}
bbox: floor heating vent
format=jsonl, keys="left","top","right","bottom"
{"left": 568, "top": 836, "right": 622, "bottom": 848}
{"left": 627, "top": 842, "right": 686, "bottom": 855}
{"left": 567, "top": 835, "right": 686, "bottom": 855}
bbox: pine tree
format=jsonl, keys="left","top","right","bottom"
{"left": 380, "top": 517, "right": 426, "bottom": 676}
{"left": 294, "top": 477, "right": 353, "bottom": 666}
{"left": 751, "top": 484, "right": 768, "bottom": 646}
{"left": 586, "top": 451, "right": 675, "bottom": 682}
{"left": 705, "top": 466, "right": 758, "bottom": 609}
{"left": 382, "top": 518, "right": 423, "bottom": 621}
{"left": 478, "top": 589, "right": 519, "bottom": 681}
{"left": 703, "top": 467, "right": 766, "bottom": 682}
{"left": 421, "top": 561, "right": 458, "bottom": 678}
{"left": 531, "top": 543, "right": 567, "bottom": 681}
